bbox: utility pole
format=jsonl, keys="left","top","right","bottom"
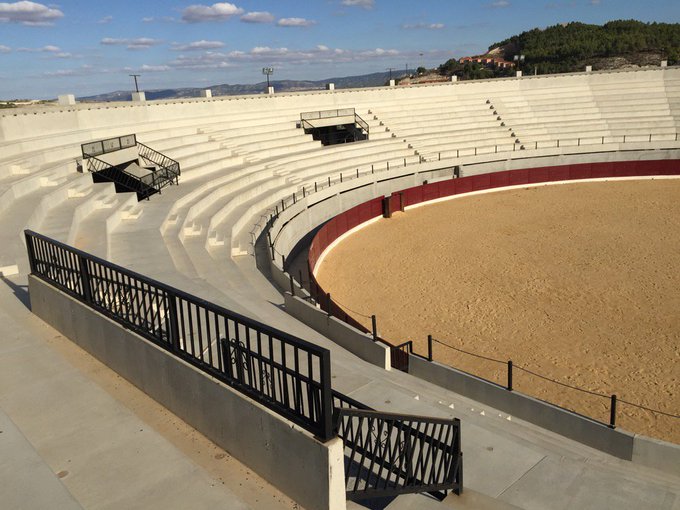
{"left": 129, "top": 74, "right": 141, "bottom": 92}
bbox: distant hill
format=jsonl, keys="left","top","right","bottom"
{"left": 78, "top": 71, "right": 396, "bottom": 103}
{"left": 488, "top": 20, "right": 680, "bottom": 74}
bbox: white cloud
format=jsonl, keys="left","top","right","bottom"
{"left": 402, "top": 22, "right": 445, "bottom": 30}
{"left": 142, "top": 16, "right": 175, "bottom": 23}
{"left": 490, "top": 0, "right": 510, "bottom": 7}
{"left": 171, "top": 40, "right": 225, "bottom": 51}
{"left": 43, "top": 64, "right": 93, "bottom": 77}
{"left": 124, "top": 64, "right": 171, "bottom": 72}
{"left": 97, "top": 15, "right": 113, "bottom": 24}
{"left": 0, "top": 1, "right": 63, "bottom": 25}
{"left": 341, "top": 0, "right": 374, "bottom": 8}
{"left": 166, "top": 44, "right": 421, "bottom": 71}
{"left": 277, "top": 17, "right": 316, "bottom": 27}
{"left": 17, "top": 44, "right": 60, "bottom": 52}
{"left": 101, "top": 37, "right": 163, "bottom": 50}
{"left": 181, "top": 3, "right": 244, "bottom": 23}
{"left": 0, "top": 44, "right": 10, "bottom": 53}
{"left": 240, "top": 11, "right": 274, "bottom": 23}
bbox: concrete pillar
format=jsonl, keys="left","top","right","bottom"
{"left": 516, "top": 71, "right": 522, "bottom": 78}
{"left": 661, "top": 60, "right": 668, "bottom": 68}
{"left": 451, "top": 75, "right": 458, "bottom": 82}
{"left": 326, "top": 83, "right": 335, "bottom": 91}
{"left": 57, "top": 94, "right": 76, "bottom": 106}
{"left": 585, "top": 65, "right": 592, "bottom": 73}
{"left": 267, "top": 86, "right": 275, "bottom": 94}
{"left": 389, "top": 79, "right": 395, "bottom": 87}
{"left": 200, "top": 89, "right": 212, "bottom": 98}
{"left": 132, "top": 91, "right": 146, "bottom": 102}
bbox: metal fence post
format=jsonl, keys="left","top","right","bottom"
{"left": 24, "top": 231, "right": 37, "bottom": 274}
{"left": 319, "top": 350, "right": 334, "bottom": 441}
{"left": 289, "top": 273, "right": 295, "bottom": 296}
{"left": 507, "top": 360, "right": 513, "bottom": 391}
{"left": 609, "top": 394, "right": 617, "bottom": 428}
{"left": 167, "top": 293, "right": 181, "bottom": 352}
{"left": 427, "top": 334, "right": 433, "bottom": 361}
{"left": 78, "top": 255, "right": 93, "bottom": 303}
{"left": 371, "top": 315, "right": 377, "bottom": 341}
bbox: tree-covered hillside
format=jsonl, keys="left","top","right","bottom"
{"left": 490, "top": 20, "right": 680, "bottom": 74}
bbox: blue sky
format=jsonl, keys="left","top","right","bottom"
{"left": 0, "top": 0, "right": 678, "bottom": 99}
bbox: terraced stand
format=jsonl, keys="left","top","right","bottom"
{"left": 1, "top": 66, "right": 680, "bottom": 510}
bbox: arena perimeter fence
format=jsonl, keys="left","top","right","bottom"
{"left": 293, "top": 161, "right": 680, "bottom": 433}
{"left": 24, "top": 230, "right": 463, "bottom": 501}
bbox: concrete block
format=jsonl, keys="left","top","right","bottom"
{"left": 326, "top": 83, "right": 335, "bottom": 91}
{"left": 200, "top": 89, "right": 212, "bottom": 98}
{"left": 57, "top": 94, "right": 76, "bottom": 106}
{"left": 0, "top": 264, "right": 19, "bottom": 276}
{"left": 451, "top": 75, "right": 458, "bottom": 82}
{"left": 389, "top": 79, "right": 396, "bottom": 87}
{"left": 585, "top": 65, "right": 592, "bottom": 73}
{"left": 267, "top": 86, "right": 275, "bottom": 95}
{"left": 132, "top": 91, "right": 146, "bottom": 102}
{"left": 661, "top": 60, "right": 668, "bottom": 68}
{"left": 516, "top": 71, "right": 523, "bottom": 78}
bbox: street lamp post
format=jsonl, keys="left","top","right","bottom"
{"left": 262, "top": 67, "right": 274, "bottom": 88}
{"left": 513, "top": 54, "right": 525, "bottom": 72}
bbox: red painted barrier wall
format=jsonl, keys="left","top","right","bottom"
{"left": 309, "top": 160, "right": 680, "bottom": 273}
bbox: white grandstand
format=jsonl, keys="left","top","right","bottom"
{"left": 1, "top": 67, "right": 680, "bottom": 510}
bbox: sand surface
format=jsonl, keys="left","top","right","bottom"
{"left": 316, "top": 179, "right": 680, "bottom": 443}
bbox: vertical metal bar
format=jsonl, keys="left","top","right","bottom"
{"left": 507, "top": 360, "right": 513, "bottom": 391}
{"left": 371, "top": 315, "right": 377, "bottom": 341}
{"left": 289, "top": 273, "right": 295, "bottom": 296}
{"left": 428, "top": 334, "right": 433, "bottom": 361}
{"left": 167, "top": 293, "right": 181, "bottom": 352}
{"left": 609, "top": 394, "right": 617, "bottom": 428}
{"left": 319, "top": 350, "right": 333, "bottom": 441}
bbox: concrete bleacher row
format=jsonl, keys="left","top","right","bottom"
{"left": 1, "top": 66, "right": 680, "bottom": 510}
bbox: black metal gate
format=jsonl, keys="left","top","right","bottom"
{"left": 333, "top": 407, "right": 463, "bottom": 501}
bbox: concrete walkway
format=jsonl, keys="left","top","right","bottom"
{"left": 0, "top": 273, "right": 301, "bottom": 510}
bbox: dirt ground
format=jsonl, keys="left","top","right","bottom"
{"left": 316, "top": 179, "right": 680, "bottom": 444}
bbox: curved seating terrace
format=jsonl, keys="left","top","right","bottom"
{"left": 2, "top": 67, "right": 680, "bottom": 510}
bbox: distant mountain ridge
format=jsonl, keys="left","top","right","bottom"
{"left": 78, "top": 71, "right": 397, "bottom": 102}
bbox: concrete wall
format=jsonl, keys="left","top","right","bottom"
{"left": 285, "top": 293, "right": 391, "bottom": 370}
{"left": 408, "top": 355, "right": 680, "bottom": 476}
{"left": 28, "top": 275, "right": 346, "bottom": 510}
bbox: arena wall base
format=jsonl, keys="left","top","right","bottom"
{"left": 28, "top": 274, "right": 346, "bottom": 510}
{"left": 408, "top": 355, "right": 635, "bottom": 458}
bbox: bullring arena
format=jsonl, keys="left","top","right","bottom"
{"left": 1, "top": 67, "right": 680, "bottom": 510}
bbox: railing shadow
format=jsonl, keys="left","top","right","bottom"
{"left": 0, "top": 274, "right": 30, "bottom": 310}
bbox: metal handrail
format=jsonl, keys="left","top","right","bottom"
{"left": 25, "top": 230, "right": 335, "bottom": 440}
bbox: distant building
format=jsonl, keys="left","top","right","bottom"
{"left": 459, "top": 55, "right": 516, "bottom": 69}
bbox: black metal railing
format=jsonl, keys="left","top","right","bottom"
{"left": 81, "top": 134, "right": 137, "bottom": 159}
{"left": 334, "top": 408, "right": 462, "bottom": 501}
{"left": 25, "top": 230, "right": 334, "bottom": 440}
{"left": 300, "top": 108, "right": 370, "bottom": 135}
{"left": 137, "top": 141, "right": 181, "bottom": 187}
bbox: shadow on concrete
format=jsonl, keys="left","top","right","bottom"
{"left": 1, "top": 275, "right": 30, "bottom": 310}
{"left": 351, "top": 496, "right": 397, "bottom": 510}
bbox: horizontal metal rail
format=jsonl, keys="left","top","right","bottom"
{"left": 24, "top": 230, "right": 334, "bottom": 440}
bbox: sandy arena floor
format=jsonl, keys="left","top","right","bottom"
{"left": 316, "top": 179, "right": 680, "bottom": 444}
